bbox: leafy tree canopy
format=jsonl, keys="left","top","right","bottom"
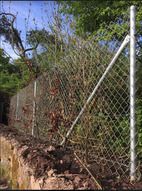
{"left": 0, "top": 48, "right": 30, "bottom": 95}
{"left": 59, "top": 1, "right": 142, "bottom": 39}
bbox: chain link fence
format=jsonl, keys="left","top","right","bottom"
{"left": 9, "top": 6, "right": 142, "bottom": 183}
{"left": 9, "top": 82, "right": 34, "bottom": 135}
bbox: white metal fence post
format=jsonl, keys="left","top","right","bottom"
{"left": 32, "top": 80, "right": 37, "bottom": 136}
{"left": 130, "top": 5, "right": 136, "bottom": 182}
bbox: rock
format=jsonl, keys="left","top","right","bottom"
{"left": 0, "top": 185, "right": 8, "bottom": 190}
{"left": 83, "top": 181, "right": 89, "bottom": 188}
{"left": 47, "top": 169, "right": 55, "bottom": 177}
{"left": 46, "top": 146, "right": 55, "bottom": 152}
{"left": 74, "top": 176, "right": 81, "bottom": 185}
{"left": 77, "top": 187, "right": 87, "bottom": 190}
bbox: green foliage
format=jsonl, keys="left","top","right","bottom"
{"left": 0, "top": 49, "right": 17, "bottom": 73}
{"left": 0, "top": 49, "right": 30, "bottom": 95}
{"left": 59, "top": 1, "right": 142, "bottom": 39}
{"left": 26, "top": 28, "right": 66, "bottom": 72}
{"left": 0, "top": 72, "right": 20, "bottom": 95}
{"left": 13, "top": 58, "right": 31, "bottom": 86}
{"left": 107, "top": 98, "right": 142, "bottom": 159}
{"left": 27, "top": 29, "right": 55, "bottom": 47}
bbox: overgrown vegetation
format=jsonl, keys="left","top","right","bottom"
{"left": 1, "top": 1, "right": 142, "bottom": 179}
{"left": 58, "top": 1, "right": 142, "bottom": 39}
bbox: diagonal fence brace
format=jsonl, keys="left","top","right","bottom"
{"left": 60, "top": 34, "right": 130, "bottom": 146}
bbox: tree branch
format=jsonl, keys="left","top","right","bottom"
{"left": 22, "top": 41, "right": 39, "bottom": 55}
{"left": 0, "top": 12, "right": 39, "bottom": 73}
{"left": 0, "top": 12, "right": 16, "bottom": 25}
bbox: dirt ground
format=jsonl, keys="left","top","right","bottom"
{"left": 0, "top": 124, "right": 142, "bottom": 190}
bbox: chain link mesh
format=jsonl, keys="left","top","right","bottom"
{"left": 8, "top": 6, "right": 142, "bottom": 183}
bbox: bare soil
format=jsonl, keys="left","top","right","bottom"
{"left": 0, "top": 124, "right": 142, "bottom": 190}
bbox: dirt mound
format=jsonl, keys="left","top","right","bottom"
{"left": 1, "top": 124, "right": 142, "bottom": 190}
{"left": 0, "top": 124, "right": 97, "bottom": 189}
